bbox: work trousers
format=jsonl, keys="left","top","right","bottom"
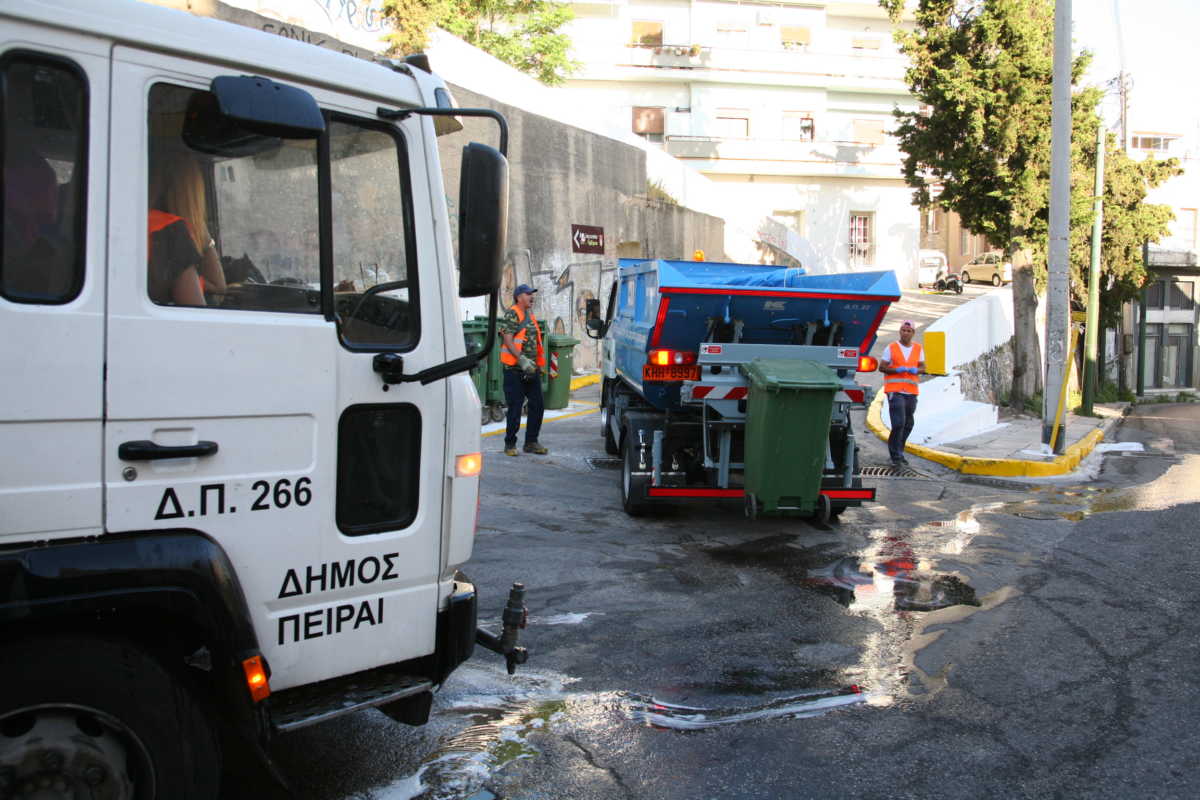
{"left": 503, "top": 367, "right": 544, "bottom": 448}
{"left": 887, "top": 391, "right": 919, "bottom": 462}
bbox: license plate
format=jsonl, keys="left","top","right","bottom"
{"left": 643, "top": 364, "right": 700, "bottom": 382}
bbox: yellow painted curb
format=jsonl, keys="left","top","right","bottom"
{"left": 481, "top": 405, "right": 599, "bottom": 437}
{"left": 570, "top": 373, "right": 601, "bottom": 391}
{"left": 865, "top": 389, "right": 1106, "bottom": 477}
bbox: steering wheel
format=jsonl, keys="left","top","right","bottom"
{"left": 342, "top": 279, "right": 409, "bottom": 326}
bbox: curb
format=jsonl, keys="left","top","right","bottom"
{"left": 570, "top": 373, "right": 601, "bottom": 391}
{"left": 865, "top": 390, "right": 1110, "bottom": 478}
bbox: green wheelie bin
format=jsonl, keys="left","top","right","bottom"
{"left": 474, "top": 315, "right": 505, "bottom": 421}
{"left": 545, "top": 334, "right": 580, "bottom": 410}
{"left": 462, "top": 318, "right": 490, "bottom": 422}
{"left": 742, "top": 358, "right": 842, "bottom": 516}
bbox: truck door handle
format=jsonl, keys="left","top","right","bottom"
{"left": 118, "top": 440, "right": 219, "bottom": 461}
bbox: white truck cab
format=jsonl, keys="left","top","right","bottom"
{"left": 0, "top": 1, "right": 524, "bottom": 795}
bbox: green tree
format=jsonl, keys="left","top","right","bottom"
{"left": 881, "top": 0, "right": 1177, "bottom": 410}
{"left": 381, "top": 0, "right": 578, "bottom": 86}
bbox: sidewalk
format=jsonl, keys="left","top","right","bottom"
{"left": 866, "top": 391, "right": 1129, "bottom": 478}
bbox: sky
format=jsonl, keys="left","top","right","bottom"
{"left": 1072, "top": 0, "right": 1200, "bottom": 135}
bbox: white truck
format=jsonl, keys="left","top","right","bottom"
{"left": 0, "top": 1, "right": 526, "bottom": 795}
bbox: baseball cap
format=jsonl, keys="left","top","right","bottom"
{"left": 513, "top": 284, "right": 537, "bottom": 299}
{"left": 900, "top": 319, "right": 916, "bottom": 329}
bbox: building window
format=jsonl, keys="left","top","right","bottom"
{"left": 632, "top": 107, "right": 665, "bottom": 142}
{"left": 960, "top": 228, "right": 969, "bottom": 255}
{"left": 780, "top": 25, "right": 811, "bottom": 49}
{"left": 852, "top": 119, "right": 885, "bottom": 145}
{"left": 782, "top": 112, "right": 815, "bottom": 141}
{"left": 1170, "top": 280, "right": 1194, "bottom": 310}
{"left": 632, "top": 20, "right": 663, "bottom": 47}
{"left": 714, "top": 109, "right": 750, "bottom": 138}
{"left": 1144, "top": 323, "right": 1194, "bottom": 389}
{"left": 849, "top": 212, "right": 874, "bottom": 267}
{"left": 1131, "top": 133, "right": 1178, "bottom": 153}
{"left": 1147, "top": 280, "right": 1165, "bottom": 309}
{"left": 1174, "top": 208, "right": 1198, "bottom": 248}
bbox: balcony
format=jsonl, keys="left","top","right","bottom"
{"left": 663, "top": 135, "right": 906, "bottom": 179}
{"left": 571, "top": 42, "right": 909, "bottom": 91}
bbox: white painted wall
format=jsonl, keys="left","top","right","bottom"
{"left": 926, "top": 287, "right": 1015, "bottom": 369}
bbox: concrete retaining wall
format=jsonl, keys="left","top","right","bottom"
{"left": 923, "top": 288, "right": 1013, "bottom": 375}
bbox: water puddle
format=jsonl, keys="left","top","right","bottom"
{"left": 525, "top": 612, "right": 601, "bottom": 626}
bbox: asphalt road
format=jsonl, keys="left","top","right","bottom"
{"left": 227, "top": 393, "right": 1200, "bottom": 800}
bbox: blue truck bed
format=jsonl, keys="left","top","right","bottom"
{"left": 611, "top": 259, "right": 900, "bottom": 411}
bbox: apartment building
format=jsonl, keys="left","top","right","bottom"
{"left": 564, "top": 0, "right": 923, "bottom": 285}
{"left": 1122, "top": 124, "right": 1200, "bottom": 392}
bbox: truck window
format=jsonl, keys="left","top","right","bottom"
{"left": 329, "top": 116, "right": 418, "bottom": 351}
{"left": 1, "top": 54, "right": 87, "bottom": 304}
{"left": 148, "top": 82, "right": 320, "bottom": 311}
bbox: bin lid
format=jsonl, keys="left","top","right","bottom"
{"left": 547, "top": 334, "right": 580, "bottom": 347}
{"left": 743, "top": 358, "right": 841, "bottom": 391}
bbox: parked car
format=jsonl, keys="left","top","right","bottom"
{"left": 961, "top": 252, "right": 1012, "bottom": 286}
{"left": 917, "top": 249, "right": 961, "bottom": 293}
{"left": 917, "top": 249, "right": 948, "bottom": 287}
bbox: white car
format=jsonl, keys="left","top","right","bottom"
{"left": 961, "top": 252, "right": 1012, "bottom": 286}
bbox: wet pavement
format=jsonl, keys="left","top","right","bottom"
{"left": 225, "top": 398, "right": 1200, "bottom": 800}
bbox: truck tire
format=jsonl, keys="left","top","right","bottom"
{"left": 0, "top": 635, "right": 221, "bottom": 800}
{"left": 601, "top": 381, "right": 619, "bottom": 455}
{"left": 620, "top": 429, "right": 651, "bottom": 516}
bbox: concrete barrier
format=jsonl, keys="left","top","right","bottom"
{"left": 923, "top": 288, "right": 1013, "bottom": 375}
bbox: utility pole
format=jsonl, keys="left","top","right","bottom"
{"left": 1043, "top": 0, "right": 1072, "bottom": 453}
{"left": 1137, "top": 240, "right": 1149, "bottom": 396}
{"left": 1082, "top": 120, "right": 1105, "bottom": 415}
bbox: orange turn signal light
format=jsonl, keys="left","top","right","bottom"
{"left": 242, "top": 655, "right": 270, "bottom": 703}
{"left": 857, "top": 355, "right": 878, "bottom": 373}
{"left": 456, "top": 452, "right": 483, "bottom": 477}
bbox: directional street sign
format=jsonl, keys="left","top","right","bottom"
{"left": 571, "top": 224, "right": 605, "bottom": 254}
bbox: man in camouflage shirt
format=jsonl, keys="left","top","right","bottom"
{"left": 499, "top": 284, "right": 548, "bottom": 456}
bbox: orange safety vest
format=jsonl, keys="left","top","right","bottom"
{"left": 883, "top": 340, "right": 922, "bottom": 395}
{"left": 148, "top": 210, "right": 207, "bottom": 293}
{"left": 499, "top": 304, "right": 546, "bottom": 367}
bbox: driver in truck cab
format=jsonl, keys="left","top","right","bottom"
{"left": 147, "top": 146, "right": 226, "bottom": 305}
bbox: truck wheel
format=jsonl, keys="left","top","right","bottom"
{"left": 601, "top": 382, "right": 619, "bottom": 455}
{"left": 0, "top": 635, "right": 221, "bottom": 800}
{"left": 620, "top": 431, "right": 650, "bottom": 516}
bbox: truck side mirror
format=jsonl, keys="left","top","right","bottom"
{"left": 457, "top": 142, "right": 508, "bottom": 297}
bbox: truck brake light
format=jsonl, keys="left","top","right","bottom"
{"left": 648, "top": 349, "right": 697, "bottom": 366}
{"left": 456, "top": 452, "right": 483, "bottom": 477}
{"left": 857, "top": 355, "right": 878, "bottom": 372}
{"left": 242, "top": 655, "right": 270, "bottom": 703}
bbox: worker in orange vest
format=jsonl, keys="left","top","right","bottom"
{"left": 880, "top": 319, "right": 925, "bottom": 467}
{"left": 499, "top": 284, "right": 548, "bottom": 457}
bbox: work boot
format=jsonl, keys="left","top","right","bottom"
{"left": 899, "top": 455, "right": 911, "bottom": 465}
{"left": 523, "top": 442, "right": 548, "bottom": 455}
{"left": 504, "top": 446, "right": 519, "bottom": 457}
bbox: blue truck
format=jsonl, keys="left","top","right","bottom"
{"left": 586, "top": 258, "right": 900, "bottom": 522}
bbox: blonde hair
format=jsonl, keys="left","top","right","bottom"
{"left": 150, "top": 149, "right": 210, "bottom": 252}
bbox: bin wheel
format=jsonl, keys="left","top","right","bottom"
{"left": 490, "top": 404, "right": 506, "bottom": 423}
{"left": 620, "top": 432, "right": 650, "bottom": 517}
{"left": 744, "top": 492, "right": 759, "bottom": 520}
{"left": 481, "top": 407, "right": 490, "bottom": 425}
{"left": 601, "top": 383, "right": 619, "bottom": 455}
{"left": 815, "top": 493, "right": 832, "bottom": 525}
